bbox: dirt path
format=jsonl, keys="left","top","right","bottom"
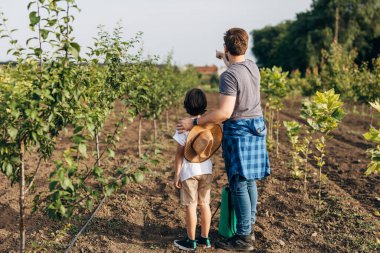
{"left": 0, "top": 93, "right": 379, "bottom": 252}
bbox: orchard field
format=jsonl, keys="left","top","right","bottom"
{"left": 1, "top": 93, "right": 379, "bottom": 252}
{"left": 1, "top": 0, "right": 380, "bottom": 252}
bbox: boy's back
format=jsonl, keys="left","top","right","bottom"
{"left": 173, "top": 130, "right": 212, "bottom": 182}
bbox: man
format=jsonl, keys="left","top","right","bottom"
{"left": 176, "top": 27, "right": 270, "bottom": 251}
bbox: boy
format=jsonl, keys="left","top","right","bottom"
{"left": 173, "top": 88, "right": 222, "bottom": 251}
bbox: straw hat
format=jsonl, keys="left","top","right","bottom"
{"left": 184, "top": 123, "right": 223, "bottom": 163}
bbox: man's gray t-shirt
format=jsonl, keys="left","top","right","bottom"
{"left": 219, "top": 59, "right": 263, "bottom": 119}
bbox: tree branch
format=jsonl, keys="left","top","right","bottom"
{"left": 25, "top": 156, "right": 43, "bottom": 195}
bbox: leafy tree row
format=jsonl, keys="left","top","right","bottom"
{"left": 252, "top": 0, "right": 380, "bottom": 72}
{"left": 0, "top": 1, "right": 199, "bottom": 252}
{"left": 288, "top": 43, "right": 380, "bottom": 105}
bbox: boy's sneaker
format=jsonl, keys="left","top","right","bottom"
{"left": 196, "top": 236, "right": 211, "bottom": 248}
{"left": 215, "top": 234, "right": 253, "bottom": 252}
{"left": 173, "top": 237, "right": 196, "bottom": 251}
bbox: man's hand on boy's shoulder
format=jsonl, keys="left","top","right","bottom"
{"left": 176, "top": 117, "right": 193, "bottom": 133}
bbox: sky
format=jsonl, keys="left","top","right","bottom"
{"left": 0, "top": 0, "right": 312, "bottom": 67}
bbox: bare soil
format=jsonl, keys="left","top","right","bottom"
{"left": 0, "top": 92, "right": 379, "bottom": 253}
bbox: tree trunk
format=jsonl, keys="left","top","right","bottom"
{"left": 95, "top": 130, "right": 100, "bottom": 167}
{"left": 138, "top": 115, "right": 142, "bottom": 157}
{"left": 303, "top": 142, "right": 310, "bottom": 199}
{"left": 317, "top": 143, "right": 325, "bottom": 210}
{"left": 153, "top": 119, "right": 157, "bottom": 143}
{"left": 267, "top": 108, "right": 271, "bottom": 140}
{"left": 264, "top": 104, "right": 267, "bottom": 119}
{"left": 269, "top": 109, "right": 274, "bottom": 141}
{"left": 166, "top": 111, "right": 169, "bottom": 131}
{"left": 276, "top": 110, "right": 279, "bottom": 158}
{"left": 318, "top": 164, "right": 322, "bottom": 210}
{"left": 334, "top": 3, "right": 339, "bottom": 43}
{"left": 304, "top": 171, "right": 308, "bottom": 197}
{"left": 19, "top": 141, "right": 26, "bottom": 253}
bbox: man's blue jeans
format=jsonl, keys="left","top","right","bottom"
{"left": 229, "top": 175, "right": 258, "bottom": 236}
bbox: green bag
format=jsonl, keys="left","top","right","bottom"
{"left": 218, "top": 185, "right": 237, "bottom": 238}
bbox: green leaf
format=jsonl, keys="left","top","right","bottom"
{"left": 86, "top": 198, "right": 94, "bottom": 211}
{"left": 27, "top": 2, "right": 35, "bottom": 10}
{"left": 93, "top": 166, "right": 103, "bottom": 177}
{"left": 69, "top": 42, "right": 80, "bottom": 59}
{"left": 132, "top": 171, "right": 144, "bottom": 183}
{"left": 363, "top": 127, "right": 380, "bottom": 143}
{"left": 104, "top": 184, "right": 115, "bottom": 197}
{"left": 121, "top": 176, "right": 130, "bottom": 186}
{"left": 62, "top": 178, "right": 74, "bottom": 191}
{"left": 7, "top": 127, "right": 18, "bottom": 140}
{"left": 78, "top": 143, "right": 87, "bottom": 157}
{"left": 5, "top": 163, "right": 13, "bottom": 177}
{"left": 150, "top": 159, "right": 159, "bottom": 166}
{"left": 47, "top": 19, "right": 57, "bottom": 27}
{"left": 59, "top": 204, "right": 67, "bottom": 216}
{"left": 40, "top": 29, "right": 49, "bottom": 40}
{"left": 139, "top": 166, "right": 151, "bottom": 172}
{"left": 74, "top": 126, "right": 84, "bottom": 134}
{"left": 73, "top": 134, "right": 84, "bottom": 144}
{"left": 29, "top": 11, "right": 40, "bottom": 28}
{"left": 49, "top": 180, "right": 58, "bottom": 191}
{"left": 107, "top": 148, "right": 115, "bottom": 158}
{"left": 34, "top": 48, "right": 42, "bottom": 57}
{"left": 57, "top": 169, "right": 65, "bottom": 182}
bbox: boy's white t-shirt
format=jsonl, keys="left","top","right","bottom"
{"left": 173, "top": 130, "right": 213, "bottom": 182}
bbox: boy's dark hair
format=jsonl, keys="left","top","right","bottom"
{"left": 184, "top": 88, "right": 207, "bottom": 116}
{"left": 224, "top": 28, "right": 249, "bottom": 56}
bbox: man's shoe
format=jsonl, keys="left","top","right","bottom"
{"left": 173, "top": 236, "right": 196, "bottom": 251}
{"left": 215, "top": 234, "right": 253, "bottom": 252}
{"left": 196, "top": 236, "right": 211, "bottom": 248}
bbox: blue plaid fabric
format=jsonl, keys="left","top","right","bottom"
{"left": 222, "top": 117, "right": 270, "bottom": 181}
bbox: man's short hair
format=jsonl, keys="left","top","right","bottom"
{"left": 184, "top": 88, "right": 207, "bottom": 116}
{"left": 224, "top": 28, "right": 249, "bottom": 56}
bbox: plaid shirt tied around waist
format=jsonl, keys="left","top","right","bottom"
{"left": 222, "top": 117, "right": 271, "bottom": 181}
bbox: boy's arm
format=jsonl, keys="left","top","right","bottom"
{"left": 174, "top": 143, "right": 185, "bottom": 189}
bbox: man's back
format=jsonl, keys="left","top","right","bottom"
{"left": 219, "top": 59, "right": 262, "bottom": 120}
